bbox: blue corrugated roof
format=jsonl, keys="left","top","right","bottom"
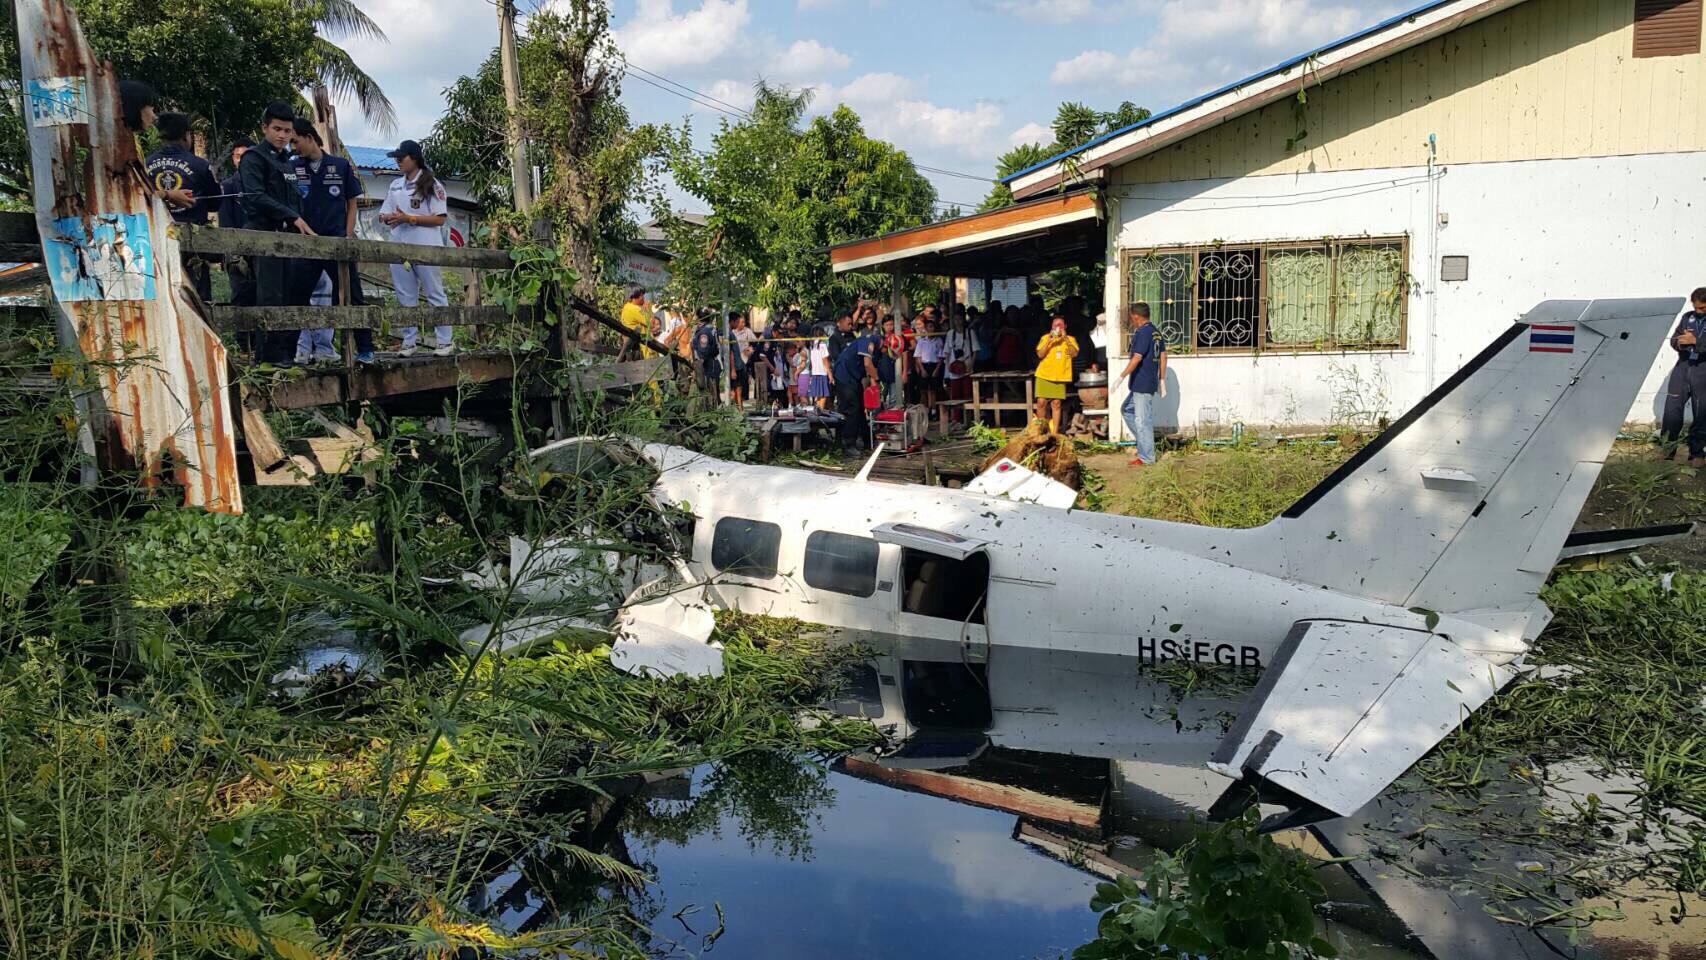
{"left": 1002, "top": 0, "right": 1462, "bottom": 184}
{"left": 346, "top": 145, "right": 398, "bottom": 172}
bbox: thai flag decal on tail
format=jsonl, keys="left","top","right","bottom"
{"left": 1529, "top": 323, "right": 1576, "bottom": 353}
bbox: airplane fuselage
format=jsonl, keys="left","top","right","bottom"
{"left": 641, "top": 442, "right": 1452, "bottom": 671}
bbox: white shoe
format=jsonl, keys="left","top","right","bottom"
{"left": 398, "top": 343, "right": 417, "bottom": 357}
{"left": 293, "top": 352, "right": 311, "bottom": 366}
{"left": 432, "top": 342, "right": 456, "bottom": 357}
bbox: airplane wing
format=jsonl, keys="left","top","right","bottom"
{"left": 1209, "top": 620, "right": 1516, "bottom": 819}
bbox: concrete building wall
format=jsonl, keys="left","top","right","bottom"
{"left": 1104, "top": 151, "right": 1701, "bottom": 436}
{"left": 1116, "top": 0, "right": 1706, "bottom": 186}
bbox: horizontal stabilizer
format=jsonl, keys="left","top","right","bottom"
{"left": 1209, "top": 620, "right": 1515, "bottom": 817}
{"left": 1559, "top": 522, "right": 1695, "bottom": 560}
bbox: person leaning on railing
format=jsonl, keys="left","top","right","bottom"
{"left": 290, "top": 118, "right": 374, "bottom": 364}
{"left": 239, "top": 101, "right": 317, "bottom": 367}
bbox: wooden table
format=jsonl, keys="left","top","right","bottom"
{"left": 968, "top": 371, "right": 1034, "bottom": 427}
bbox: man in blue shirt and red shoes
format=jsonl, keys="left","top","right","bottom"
{"left": 1119, "top": 302, "right": 1168, "bottom": 468}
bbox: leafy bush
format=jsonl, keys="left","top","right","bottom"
{"left": 120, "top": 506, "right": 374, "bottom": 608}
{"left": 1074, "top": 810, "right": 1335, "bottom": 960}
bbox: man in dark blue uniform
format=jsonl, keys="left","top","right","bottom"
{"left": 217, "top": 137, "right": 256, "bottom": 352}
{"left": 239, "top": 102, "right": 315, "bottom": 365}
{"left": 832, "top": 327, "right": 879, "bottom": 454}
{"left": 218, "top": 137, "right": 255, "bottom": 306}
{"left": 291, "top": 118, "right": 373, "bottom": 362}
{"left": 145, "top": 112, "right": 220, "bottom": 302}
{"left": 1661, "top": 287, "right": 1706, "bottom": 464}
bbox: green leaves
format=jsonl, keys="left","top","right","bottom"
{"left": 1073, "top": 810, "right": 1334, "bottom": 960}
{"left": 665, "top": 86, "right": 939, "bottom": 310}
{"left": 1408, "top": 606, "right": 1442, "bottom": 631}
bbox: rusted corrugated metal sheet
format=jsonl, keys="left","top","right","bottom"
{"left": 14, "top": 0, "right": 241, "bottom": 513}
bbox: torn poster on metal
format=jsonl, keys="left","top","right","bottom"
{"left": 42, "top": 213, "right": 157, "bottom": 302}
{"left": 25, "top": 76, "right": 87, "bottom": 126}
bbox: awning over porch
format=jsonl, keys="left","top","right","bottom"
{"left": 829, "top": 192, "right": 1102, "bottom": 277}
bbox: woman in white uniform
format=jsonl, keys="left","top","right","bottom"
{"left": 378, "top": 139, "right": 453, "bottom": 356}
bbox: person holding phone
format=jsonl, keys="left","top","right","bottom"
{"left": 1034, "top": 314, "right": 1079, "bottom": 434}
{"left": 1661, "top": 287, "right": 1706, "bottom": 464}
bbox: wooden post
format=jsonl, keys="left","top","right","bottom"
{"left": 312, "top": 84, "right": 343, "bottom": 158}
{"left": 497, "top": 0, "right": 533, "bottom": 213}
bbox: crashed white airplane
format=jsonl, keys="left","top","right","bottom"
{"left": 535, "top": 298, "right": 1687, "bottom": 825}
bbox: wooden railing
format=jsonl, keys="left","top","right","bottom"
{"left": 172, "top": 223, "right": 685, "bottom": 368}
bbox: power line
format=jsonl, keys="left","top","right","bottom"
{"left": 623, "top": 59, "right": 754, "bottom": 119}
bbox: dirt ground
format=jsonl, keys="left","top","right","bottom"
{"left": 1082, "top": 438, "right": 1706, "bottom": 568}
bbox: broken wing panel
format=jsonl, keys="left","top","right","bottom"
{"left": 1209, "top": 620, "right": 1515, "bottom": 817}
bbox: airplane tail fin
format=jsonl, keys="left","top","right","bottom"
{"left": 1249, "top": 299, "right": 1679, "bottom": 617}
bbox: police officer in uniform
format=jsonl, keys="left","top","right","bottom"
{"left": 218, "top": 137, "right": 256, "bottom": 308}
{"left": 145, "top": 112, "right": 220, "bottom": 301}
{"left": 239, "top": 101, "right": 315, "bottom": 366}
{"left": 290, "top": 118, "right": 374, "bottom": 363}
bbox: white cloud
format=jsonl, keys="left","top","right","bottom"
{"left": 927, "top": 830, "right": 1095, "bottom": 912}
{"left": 614, "top": 0, "right": 752, "bottom": 72}
{"left": 820, "top": 72, "right": 1004, "bottom": 164}
{"left": 1050, "top": 49, "right": 1127, "bottom": 86}
{"left": 770, "top": 39, "right": 852, "bottom": 80}
{"left": 995, "top": 0, "right": 1098, "bottom": 21}
{"left": 333, "top": 0, "right": 499, "bottom": 144}
{"left": 701, "top": 78, "right": 758, "bottom": 114}
{"left": 1008, "top": 121, "right": 1052, "bottom": 146}
{"left": 1050, "top": 0, "right": 1412, "bottom": 100}
{"left": 835, "top": 71, "right": 915, "bottom": 103}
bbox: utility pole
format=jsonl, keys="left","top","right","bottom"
{"left": 497, "top": 0, "right": 532, "bottom": 212}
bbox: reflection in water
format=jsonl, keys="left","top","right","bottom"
{"left": 469, "top": 634, "right": 1694, "bottom": 959}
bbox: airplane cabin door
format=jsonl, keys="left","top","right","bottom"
{"left": 872, "top": 523, "right": 991, "bottom": 652}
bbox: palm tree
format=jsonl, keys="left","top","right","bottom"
{"left": 298, "top": 0, "right": 397, "bottom": 142}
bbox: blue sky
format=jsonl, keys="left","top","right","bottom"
{"left": 338, "top": 0, "right": 1413, "bottom": 211}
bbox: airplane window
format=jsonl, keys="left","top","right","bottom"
{"left": 711, "top": 517, "right": 781, "bottom": 578}
{"left": 804, "top": 531, "right": 880, "bottom": 598}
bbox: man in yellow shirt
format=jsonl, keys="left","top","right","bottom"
{"left": 620, "top": 287, "right": 658, "bottom": 359}
{"left": 1034, "top": 314, "right": 1080, "bottom": 433}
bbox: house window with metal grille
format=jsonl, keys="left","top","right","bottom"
{"left": 1121, "top": 237, "right": 1408, "bottom": 355}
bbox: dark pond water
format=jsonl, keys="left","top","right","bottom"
{"left": 457, "top": 633, "right": 1703, "bottom": 959}
{"left": 469, "top": 756, "right": 1102, "bottom": 959}
{"left": 462, "top": 636, "right": 1442, "bottom": 958}
{"left": 629, "top": 763, "right": 1100, "bottom": 959}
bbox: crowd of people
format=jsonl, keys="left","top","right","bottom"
{"left": 124, "top": 85, "right": 1173, "bottom": 464}
{"left": 616, "top": 288, "right": 1177, "bottom": 464}
{"left": 126, "top": 83, "right": 451, "bottom": 368}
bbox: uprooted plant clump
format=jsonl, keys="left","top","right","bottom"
{"left": 0, "top": 306, "right": 873, "bottom": 959}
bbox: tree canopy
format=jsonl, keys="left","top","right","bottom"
{"left": 980, "top": 99, "right": 1151, "bottom": 211}
{"left": 429, "top": 1, "right": 666, "bottom": 303}
{"left": 665, "top": 83, "right": 938, "bottom": 312}
{"left": 0, "top": 0, "right": 391, "bottom": 199}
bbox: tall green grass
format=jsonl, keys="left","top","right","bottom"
{"left": 0, "top": 306, "right": 870, "bottom": 958}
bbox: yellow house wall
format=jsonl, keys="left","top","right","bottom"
{"left": 1116, "top": 0, "right": 1706, "bottom": 185}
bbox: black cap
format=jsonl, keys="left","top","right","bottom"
{"left": 386, "top": 139, "right": 423, "bottom": 160}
